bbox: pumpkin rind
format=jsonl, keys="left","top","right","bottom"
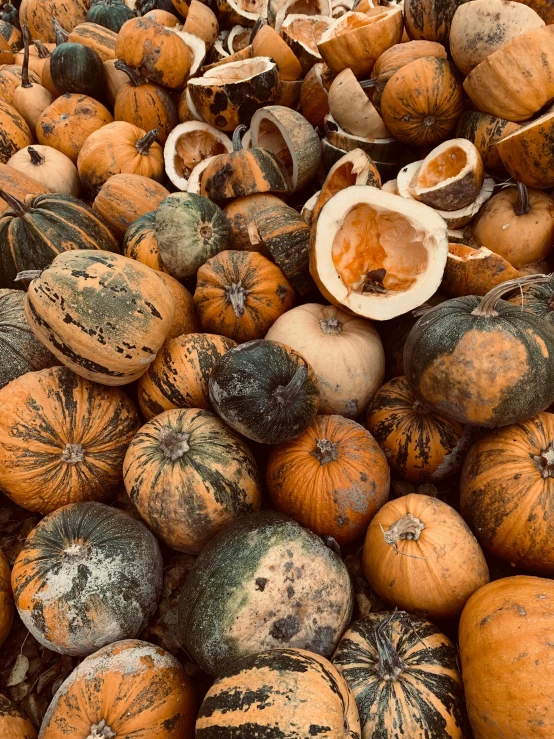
{"left": 507, "top": 281, "right": 554, "bottom": 323}
{"left": 497, "top": 112, "right": 554, "bottom": 189}
{"left": 0, "top": 98, "right": 32, "bottom": 164}
{"left": 179, "top": 510, "right": 353, "bottom": 676}
{"left": 455, "top": 110, "right": 520, "bottom": 171}
{"left": 0, "top": 65, "right": 41, "bottom": 106}
{"left": 123, "top": 209, "right": 168, "bottom": 272}
{"left": 20, "top": 0, "right": 88, "bottom": 42}
{"left": 49, "top": 42, "right": 105, "bottom": 98}
{"left": 86, "top": 0, "right": 135, "bottom": 32}
{"left": 67, "top": 21, "right": 118, "bottom": 62}
{"left": 404, "top": 0, "right": 467, "bottom": 43}
{"left": 158, "top": 271, "right": 200, "bottom": 341}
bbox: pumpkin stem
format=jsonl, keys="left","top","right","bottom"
{"left": 14, "top": 269, "right": 43, "bottom": 282}
{"left": 375, "top": 613, "right": 406, "bottom": 681}
{"left": 226, "top": 282, "right": 248, "bottom": 318}
{"left": 0, "top": 188, "right": 33, "bottom": 216}
{"left": 533, "top": 444, "right": 554, "bottom": 478}
{"left": 321, "top": 534, "right": 341, "bottom": 556}
{"left": 63, "top": 542, "right": 88, "bottom": 559}
{"left": 514, "top": 181, "right": 531, "bottom": 216}
{"left": 86, "top": 720, "right": 116, "bottom": 739}
{"left": 384, "top": 513, "right": 425, "bottom": 545}
{"left": 21, "top": 22, "right": 32, "bottom": 88}
{"left": 472, "top": 274, "right": 552, "bottom": 318}
{"left": 159, "top": 426, "right": 190, "bottom": 461}
{"left": 52, "top": 17, "right": 69, "bottom": 45}
{"left": 114, "top": 59, "right": 144, "bottom": 86}
{"left": 319, "top": 316, "right": 343, "bottom": 335}
{"left": 61, "top": 443, "right": 85, "bottom": 464}
{"left": 273, "top": 364, "right": 308, "bottom": 407}
{"left": 249, "top": 16, "right": 267, "bottom": 43}
{"left": 359, "top": 78, "right": 377, "bottom": 89}
{"left": 33, "top": 40, "right": 51, "bottom": 59}
{"left": 312, "top": 438, "right": 339, "bottom": 464}
{"left": 27, "top": 146, "right": 45, "bottom": 166}
{"left": 412, "top": 399, "right": 431, "bottom": 415}
{"left": 136, "top": 128, "right": 158, "bottom": 154}
{"left": 232, "top": 124, "right": 247, "bottom": 152}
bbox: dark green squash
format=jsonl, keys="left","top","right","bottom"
{"left": 0, "top": 289, "right": 57, "bottom": 388}
{"left": 507, "top": 280, "right": 554, "bottom": 325}
{"left": 178, "top": 510, "right": 353, "bottom": 676}
{"left": 332, "top": 611, "right": 471, "bottom": 739}
{"left": 86, "top": 0, "right": 135, "bottom": 32}
{"left": 209, "top": 339, "right": 320, "bottom": 444}
{"left": 49, "top": 41, "right": 105, "bottom": 98}
{"left": 0, "top": 190, "right": 119, "bottom": 289}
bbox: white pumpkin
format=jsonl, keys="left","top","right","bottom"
{"left": 7, "top": 145, "right": 80, "bottom": 197}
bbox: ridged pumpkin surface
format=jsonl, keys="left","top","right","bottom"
{"left": 68, "top": 22, "right": 118, "bottom": 62}
{"left": 39, "top": 639, "right": 196, "bottom": 738}
{"left": 0, "top": 366, "right": 140, "bottom": 513}
{"left": 179, "top": 511, "right": 353, "bottom": 676}
{"left": 267, "top": 415, "right": 390, "bottom": 544}
{"left": 404, "top": 0, "right": 467, "bottom": 43}
{"left": 138, "top": 332, "right": 236, "bottom": 420}
{"left": 123, "top": 210, "right": 168, "bottom": 272}
{"left": 0, "top": 163, "right": 49, "bottom": 215}
{"left": 0, "top": 550, "right": 13, "bottom": 649}
{"left": 20, "top": 0, "right": 88, "bottom": 42}
{"left": 333, "top": 612, "right": 470, "bottom": 739}
{"left": 114, "top": 74, "right": 178, "bottom": 145}
{"left": 0, "top": 99, "right": 33, "bottom": 164}
{"left": 201, "top": 147, "right": 291, "bottom": 200}
{"left": 0, "top": 694, "right": 36, "bottom": 739}
{"left": 123, "top": 408, "right": 261, "bottom": 552}
{"left": 12, "top": 502, "right": 162, "bottom": 656}
{"left": 25, "top": 250, "right": 175, "bottom": 385}
{"left": 196, "top": 648, "right": 360, "bottom": 739}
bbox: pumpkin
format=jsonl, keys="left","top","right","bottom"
{"left": 15, "top": 39, "right": 56, "bottom": 82}
{"left": 222, "top": 192, "right": 283, "bottom": 249}
{"left": 0, "top": 21, "right": 21, "bottom": 53}
{"left": 24, "top": 250, "right": 175, "bottom": 385}
{"left": 197, "top": 648, "right": 360, "bottom": 738}
{"left": 513, "top": 0, "right": 554, "bottom": 22}
{"left": 144, "top": 8, "right": 179, "bottom": 23}
{"left": 155, "top": 191, "right": 232, "bottom": 279}
{"left": 328, "top": 68, "right": 389, "bottom": 140}
{"left": 86, "top": 0, "right": 136, "bottom": 32}
{"left": 157, "top": 271, "right": 199, "bottom": 340}
{"left": 507, "top": 279, "right": 554, "bottom": 323}
{"left": 266, "top": 303, "right": 385, "bottom": 418}
{"left": 404, "top": 0, "right": 466, "bottom": 43}
{"left": 49, "top": 40, "right": 105, "bottom": 98}
{"left": 404, "top": 276, "right": 554, "bottom": 426}
{"left": 103, "top": 57, "right": 128, "bottom": 104}
{"left": 267, "top": 414, "right": 389, "bottom": 544}
{"left": 179, "top": 510, "right": 353, "bottom": 675}
{"left": 362, "top": 493, "right": 489, "bottom": 618}
{"left": 8, "top": 144, "right": 79, "bottom": 196}
{"left": 0, "top": 549, "right": 13, "bottom": 649}
{"left": 455, "top": 110, "right": 520, "bottom": 171}
{"left": 12, "top": 501, "right": 162, "bottom": 655}
{"left": 459, "top": 576, "right": 554, "bottom": 739}
{"left": 0, "top": 694, "right": 36, "bottom": 738}
{"left": 442, "top": 244, "right": 520, "bottom": 297}
{"left": 39, "top": 639, "right": 195, "bottom": 739}
{"left": 0, "top": 37, "right": 13, "bottom": 65}
{"left": 251, "top": 25, "right": 302, "bottom": 81}
{"left": 123, "top": 209, "right": 168, "bottom": 272}
{"left": 164, "top": 120, "right": 232, "bottom": 191}
{"left": 115, "top": 16, "right": 191, "bottom": 88}
{"left": 0, "top": 63, "right": 41, "bottom": 105}
{"left": 381, "top": 57, "right": 464, "bottom": 146}
{"left": 497, "top": 111, "right": 554, "bottom": 189}
{"left": 36, "top": 93, "right": 113, "bottom": 163}
{"left": 114, "top": 61, "right": 178, "bottom": 145}
{"left": 0, "top": 98, "right": 32, "bottom": 164}
{"left": 367, "top": 375, "right": 471, "bottom": 482}
{"left": 183, "top": 0, "right": 219, "bottom": 46}
{"left": 280, "top": 14, "right": 332, "bottom": 76}
{"left": 333, "top": 611, "right": 470, "bottom": 739}
{"left": 210, "top": 339, "right": 320, "bottom": 444}
{"left": 10, "top": 36, "right": 54, "bottom": 131}
{"left": 194, "top": 250, "right": 295, "bottom": 343}
{"left": 20, "top": 0, "right": 87, "bottom": 42}
{"left": 92, "top": 172, "right": 169, "bottom": 240}
{"left": 123, "top": 407, "right": 261, "bottom": 552}
{"left": 67, "top": 21, "right": 118, "bottom": 61}
{"left": 299, "top": 62, "right": 330, "bottom": 127}
{"left": 0, "top": 164, "right": 49, "bottom": 216}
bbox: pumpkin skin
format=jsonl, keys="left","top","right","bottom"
{"left": 267, "top": 415, "right": 390, "bottom": 545}
{"left": 123, "top": 209, "right": 168, "bottom": 272}
{"left": 0, "top": 98, "right": 32, "bottom": 164}
{"left": 86, "top": 0, "right": 136, "bottom": 32}
{"left": 179, "top": 511, "right": 353, "bottom": 676}
{"left": 0, "top": 694, "right": 37, "bottom": 739}
{"left": 39, "top": 639, "right": 196, "bottom": 739}
{"left": 157, "top": 271, "right": 200, "bottom": 341}
{"left": 0, "top": 192, "right": 119, "bottom": 290}
{"left": 333, "top": 612, "right": 470, "bottom": 739}
{"left": 123, "top": 408, "right": 261, "bottom": 553}
{"left": 8, "top": 145, "right": 80, "bottom": 198}
{"left": 367, "top": 376, "right": 471, "bottom": 483}
{"left": 12, "top": 502, "right": 162, "bottom": 656}
{"left": 194, "top": 250, "right": 295, "bottom": 343}
{"left": 0, "top": 366, "right": 140, "bottom": 514}
{"left": 0, "top": 65, "right": 41, "bottom": 105}
{"left": 0, "top": 289, "right": 56, "bottom": 389}
{"left": 197, "top": 648, "right": 361, "bottom": 739}
{"left": 404, "top": 0, "right": 467, "bottom": 43}
{"left": 266, "top": 303, "right": 385, "bottom": 418}
{"left": 403, "top": 288, "right": 554, "bottom": 427}
{"left": 20, "top": 0, "right": 87, "bottom": 42}
{"left": 67, "top": 22, "right": 118, "bottom": 62}
{"left": 455, "top": 111, "right": 520, "bottom": 171}
{"left": 209, "top": 339, "right": 320, "bottom": 444}
{"left": 222, "top": 193, "right": 283, "bottom": 249}
{"left": 0, "top": 549, "right": 13, "bottom": 649}
{"left": 25, "top": 250, "right": 175, "bottom": 385}
{"left": 363, "top": 494, "right": 489, "bottom": 619}
{"left": 49, "top": 42, "right": 105, "bottom": 98}
{"left": 138, "top": 333, "right": 236, "bottom": 420}
{"left": 507, "top": 280, "right": 554, "bottom": 323}
{"left": 0, "top": 22, "right": 21, "bottom": 53}
{"left": 0, "top": 162, "right": 49, "bottom": 215}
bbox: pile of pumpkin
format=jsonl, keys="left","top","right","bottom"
{"left": 1, "top": 0, "right": 554, "bottom": 735}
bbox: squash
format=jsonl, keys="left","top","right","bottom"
{"left": 86, "top": 0, "right": 136, "bottom": 32}
{"left": 36, "top": 93, "right": 113, "bottom": 163}
{"left": 123, "top": 407, "right": 261, "bottom": 552}
{"left": 266, "top": 303, "right": 385, "bottom": 417}
{"left": 197, "top": 648, "right": 360, "bottom": 738}
{"left": 0, "top": 37, "right": 13, "bottom": 65}
{"left": 115, "top": 16, "right": 191, "bottom": 88}
{"left": 251, "top": 24, "right": 302, "bottom": 80}
{"left": 497, "top": 111, "right": 554, "bottom": 189}
{"left": 0, "top": 98, "right": 32, "bottom": 164}
{"left": 164, "top": 120, "right": 232, "bottom": 191}
{"left": 327, "top": 68, "right": 389, "bottom": 140}
{"left": 123, "top": 209, "right": 168, "bottom": 272}
{"left": 92, "top": 172, "right": 169, "bottom": 240}
{"left": 210, "top": 339, "right": 320, "bottom": 444}
{"left": 12, "top": 501, "right": 162, "bottom": 655}
{"left": 0, "top": 694, "right": 36, "bottom": 738}
{"left": 114, "top": 61, "right": 178, "bottom": 145}
{"left": 183, "top": 0, "right": 219, "bottom": 47}
{"left": 404, "top": 276, "right": 554, "bottom": 426}
{"left": 14, "top": 40, "right": 56, "bottom": 84}
{"left": 155, "top": 191, "right": 232, "bottom": 279}
{"left": 512, "top": 0, "right": 554, "bottom": 22}
{"left": 455, "top": 110, "right": 520, "bottom": 171}
{"left": 0, "top": 21, "right": 21, "bottom": 53}
{"left": 103, "top": 57, "right": 128, "bottom": 105}
{"left": 10, "top": 46, "right": 54, "bottom": 136}
{"left": 0, "top": 162, "right": 49, "bottom": 214}
{"left": 442, "top": 244, "right": 520, "bottom": 297}
{"left": 39, "top": 639, "right": 195, "bottom": 739}
{"left": 367, "top": 375, "right": 471, "bottom": 482}
{"left": 157, "top": 271, "right": 199, "bottom": 340}
{"left": 20, "top": 0, "right": 87, "bottom": 42}
{"left": 68, "top": 21, "right": 118, "bottom": 61}
{"left": 0, "top": 366, "right": 140, "bottom": 513}
{"left": 24, "top": 250, "right": 175, "bottom": 385}
{"left": 7, "top": 144, "right": 79, "bottom": 196}
{"left": 144, "top": 8, "right": 179, "bottom": 23}
{"left": 194, "top": 250, "right": 295, "bottom": 342}
{"left": 77, "top": 121, "right": 164, "bottom": 194}
{"left": 49, "top": 40, "right": 105, "bottom": 98}
{"left": 333, "top": 611, "right": 470, "bottom": 739}
{"left": 179, "top": 510, "right": 353, "bottom": 675}
{"left": 0, "top": 550, "right": 13, "bottom": 649}
{"left": 362, "top": 493, "right": 489, "bottom": 619}
{"left": 222, "top": 192, "right": 283, "bottom": 249}
{"left": 267, "top": 414, "right": 389, "bottom": 544}
{"left": 507, "top": 279, "right": 554, "bottom": 323}
{"left": 404, "top": 0, "right": 467, "bottom": 43}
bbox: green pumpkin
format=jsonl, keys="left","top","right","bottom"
{"left": 0, "top": 191, "right": 119, "bottom": 289}
{"left": 178, "top": 510, "right": 353, "bottom": 676}
{"left": 155, "top": 192, "right": 233, "bottom": 280}
{"left": 209, "top": 339, "right": 320, "bottom": 444}
{"left": 86, "top": 0, "right": 135, "bottom": 32}
{"left": 50, "top": 42, "right": 105, "bottom": 98}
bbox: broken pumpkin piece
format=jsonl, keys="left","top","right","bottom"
{"left": 441, "top": 243, "right": 520, "bottom": 298}
{"left": 280, "top": 14, "right": 332, "bottom": 75}
{"left": 328, "top": 68, "right": 388, "bottom": 139}
{"left": 251, "top": 24, "right": 302, "bottom": 79}
{"left": 216, "top": 0, "right": 268, "bottom": 28}
{"left": 497, "top": 111, "right": 554, "bottom": 189}
{"left": 164, "top": 121, "right": 233, "bottom": 191}
{"left": 183, "top": 0, "right": 220, "bottom": 48}
{"left": 455, "top": 110, "right": 520, "bottom": 171}
{"left": 268, "top": 0, "right": 331, "bottom": 33}
{"left": 228, "top": 24, "right": 251, "bottom": 52}
{"left": 300, "top": 61, "right": 330, "bottom": 126}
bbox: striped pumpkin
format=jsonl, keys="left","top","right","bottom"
{"left": 0, "top": 65, "right": 41, "bottom": 105}
{"left": 68, "top": 22, "right": 117, "bottom": 61}
{"left": 0, "top": 192, "right": 119, "bottom": 290}
{"left": 123, "top": 210, "right": 168, "bottom": 272}
{"left": 123, "top": 408, "right": 262, "bottom": 552}
{"left": 0, "top": 694, "right": 36, "bottom": 739}
{"left": 0, "top": 163, "right": 49, "bottom": 215}
{"left": 332, "top": 611, "right": 470, "bottom": 739}
{"left": 11, "top": 502, "right": 162, "bottom": 656}
{"left": 0, "top": 98, "right": 32, "bottom": 164}
{"left": 197, "top": 648, "right": 361, "bottom": 738}
{"left": 24, "top": 250, "right": 175, "bottom": 385}
{"left": 0, "top": 550, "right": 13, "bottom": 649}
{"left": 138, "top": 332, "right": 236, "bottom": 420}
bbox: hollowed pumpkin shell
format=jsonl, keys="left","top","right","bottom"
{"left": 442, "top": 244, "right": 520, "bottom": 297}
{"left": 251, "top": 24, "right": 302, "bottom": 80}
{"left": 216, "top": 0, "right": 268, "bottom": 27}
{"left": 269, "top": 0, "right": 331, "bottom": 33}
{"left": 299, "top": 61, "right": 330, "bottom": 127}
{"left": 497, "top": 112, "right": 554, "bottom": 189}
{"left": 328, "top": 68, "right": 389, "bottom": 139}
{"left": 455, "top": 110, "right": 520, "bottom": 170}
{"left": 164, "top": 121, "right": 233, "bottom": 191}
{"left": 281, "top": 14, "right": 332, "bottom": 75}
{"left": 183, "top": 0, "right": 219, "bottom": 47}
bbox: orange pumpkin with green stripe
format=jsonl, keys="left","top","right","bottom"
{"left": 0, "top": 98, "right": 32, "bottom": 164}
{"left": 67, "top": 21, "right": 117, "bottom": 61}
{"left": 123, "top": 210, "right": 168, "bottom": 272}
{"left": 0, "top": 694, "right": 36, "bottom": 739}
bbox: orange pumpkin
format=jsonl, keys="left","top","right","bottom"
{"left": 0, "top": 37, "right": 13, "bottom": 65}
{"left": 0, "top": 549, "right": 13, "bottom": 649}
{"left": 497, "top": 111, "right": 554, "bottom": 189}
{"left": 20, "top": 0, "right": 87, "bottom": 42}
{"left": 157, "top": 271, "right": 200, "bottom": 341}
{"left": 267, "top": 414, "right": 390, "bottom": 544}
{"left": 0, "top": 64, "right": 41, "bottom": 105}
{"left": 441, "top": 244, "right": 520, "bottom": 297}
{"left": 223, "top": 193, "right": 284, "bottom": 249}
{"left": 123, "top": 209, "right": 168, "bottom": 272}
{"left": 0, "top": 98, "right": 33, "bottom": 164}
{"left": 456, "top": 110, "right": 520, "bottom": 171}
{"left": 362, "top": 493, "right": 489, "bottom": 619}
{"left": 0, "top": 694, "right": 36, "bottom": 739}
{"left": 0, "top": 162, "right": 49, "bottom": 214}
{"left": 194, "top": 249, "right": 295, "bottom": 342}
